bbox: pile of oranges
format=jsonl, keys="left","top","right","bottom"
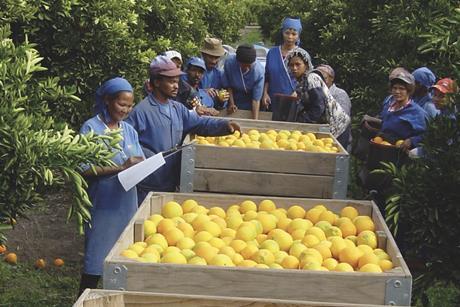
{"left": 372, "top": 136, "right": 404, "bottom": 147}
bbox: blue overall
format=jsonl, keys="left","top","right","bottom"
{"left": 80, "top": 116, "right": 144, "bottom": 275}
{"left": 125, "top": 94, "right": 231, "bottom": 201}
{"left": 222, "top": 55, "right": 265, "bottom": 110}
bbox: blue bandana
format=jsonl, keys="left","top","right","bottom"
{"left": 94, "top": 77, "right": 133, "bottom": 121}
{"left": 282, "top": 18, "right": 302, "bottom": 45}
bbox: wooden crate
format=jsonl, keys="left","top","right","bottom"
{"left": 180, "top": 121, "right": 347, "bottom": 199}
{"left": 74, "top": 289, "right": 395, "bottom": 307}
{"left": 104, "top": 192, "right": 412, "bottom": 306}
{"left": 217, "top": 109, "right": 273, "bottom": 120}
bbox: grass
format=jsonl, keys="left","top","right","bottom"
{"left": 235, "top": 25, "right": 272, "bottom": 47}
{"left": 0, "top": 260, "right": 81, "bottom": 307}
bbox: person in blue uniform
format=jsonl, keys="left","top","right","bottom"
{"left": 199, "top": 37, "right": 229, "bottom": 106}
{"left": 223, "top": 44, "right": 265, "bottom": 120}
{"left": 177, "top": 57, "right": 220, "bottom": 116}
{"left": 412, "top": 67, "right": 439, "bottom": 119}
{"left": 262, "top": 17, "right": 311, "bottom": 115}
{"left": 126, "top": 56, "right": 240, "bottom": 202}
{"left": 78, "top": 77, "right": 144, "bottom": 295}
{"left": 380, "top": 69, "right": 427, "bottom": 151}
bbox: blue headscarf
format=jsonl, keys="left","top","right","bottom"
{"left": 94, "top": 77, "right": 133, "bottom": 121}
{"left": 412, "top": 67, "right": 436, "bottom": 88}
{"left": 281, "top": 17, "right": 302, "bottom": 45}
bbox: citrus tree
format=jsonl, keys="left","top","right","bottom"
{"left": 0, "top": 26, "right": 119, "bottom": 242}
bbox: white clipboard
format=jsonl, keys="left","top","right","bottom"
{"left": 117, "top": 142, "right": 195, "bottom": 191}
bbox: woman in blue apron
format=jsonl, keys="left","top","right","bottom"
{"left": 262, "top": 17, "right": 311, "bottom": 116}
{"left": 78, "top": 77, "right": 144, "bottom": 295}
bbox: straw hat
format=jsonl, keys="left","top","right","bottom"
{"left": 200, "top": 37, "right": 225, "bottom": 57}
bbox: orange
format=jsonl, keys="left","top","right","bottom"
{"left": 258, "top": 200, "right": 276, "bottom": 212}
{"left": 379, "top": 259, "right": 394, "bottom": 271}
{"left": 164, "top": 227, "right": 185, "bottom": 246}
{"left": 339, "top": 247, "right": 364, "bottom": 269}
{"left": 287, "top": 205, "right": 306, "bottom": 219}
{"left": 359, "top": 263, "right": 382, "bottom": 273}
{"left": 281, "top": 255, "right": 299, "bottom": 269}
{"left": 354, "top": 216, "right": 375, "bottom": 234}
{"left": 339, "top": 222, "right": 357, "bottom": 237}
{"left": 305, "top": 208, "right": 322, "bottom": 224}
{"left": 0, "top": 244, "right": 6, "bottom": 254}
{"left": 35, "top": 258, "right": 46, "bottom": 269}
{"left": 53, "top": 258, "right": 65, "bottom": 267}
{"left": 318, "top": 210, "right": 336, "bottom": 224}
{"left": 358, "top": 253, "right": 380, "bottom": 269}
{"left": 4, "top": 252, "right": 17, "bottom": 265}
{"left": 373, "top": 136, "right": 383, "bottom": 144}
{"left": 340, "top": 206, "right": 359, "bottom": 220}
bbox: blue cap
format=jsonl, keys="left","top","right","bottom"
{"left": 412, "top": 67, "right": 436, "bottom": 88}
{"left": 187, "top": 57, "right": 206, "bottom": 71}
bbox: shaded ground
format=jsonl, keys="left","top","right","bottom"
{"left": 1, "top": 188, "right": 83, "bottom": 306}
{"left": 4, "top": 187, "right": 84, "bottom": 264}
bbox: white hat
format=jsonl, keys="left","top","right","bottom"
{"left": 163, "top": 50, "right": 182, "bottom": 63}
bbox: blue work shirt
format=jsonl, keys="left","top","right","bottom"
{"left": 125, "top": 94, "right": 231, "bottom": 194}
{"left": 80, "top": 116, "right": 143, "bottom": 275}
{"left": 381, "top": 98, "right": 427, "bottom": 147}
{"left": 413, "top": 94, "right": 439, "bottom": 119}
{"left": 222, "top": 55, "right": 265, "bottom": 110}
{"left": 265, "top": 46, "right": 297, "bottom": 105}
{"left": 199, "top": 66, "right": 223, "bottom": 90}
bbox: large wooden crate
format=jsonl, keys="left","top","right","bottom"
{"left": 104, "top": 192, "right": 412, "bottom": 306}
{"left": 74, "top": 289, "right": 394, "bottom": 307}
{"left": 180, "top": 120, "right": 347, "bottom": 199}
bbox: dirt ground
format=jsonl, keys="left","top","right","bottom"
{"left": 4, "top": 188, "right": 84, "bottom": 264}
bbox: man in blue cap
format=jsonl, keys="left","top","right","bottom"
{"left": 412, "top": 67, "right": 439, "bottom": 119}
{"left": 126, "top": 55, "right": 240, "bottom": 203}
{"left": 176, "top": 57, "right": 220, "bottom": 115}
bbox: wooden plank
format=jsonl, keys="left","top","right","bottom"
{"left": 133, "top": 221, "right": 144, "bottom": 243}
{"left": 75, "top": 289, "right": 393, "bottom": 307}
{"left": 150, "top": 192, "right": 373, "bottom": 216}
{"left": 193, "top": 169, "right": 334, "bottom": 198}
{"left": 121, "top": 262, "right": 395, "bottom": 305}
{"left": 82, "top": 294, "right": 125, "bottom": 307}
{"left": 194, "top": 145, "right": 338, "bottom": 175}
{"left": 217, "top": 109, "right": 273, "bottom": 120}
{"left": 371, "top": 201, "right": 411, "bottom": 277}
{"left": 204, "top": 116, "right": 330, "bottom": 134}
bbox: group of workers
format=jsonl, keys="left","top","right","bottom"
{"left": 77, "top": 16, "right": 458, "bottom": 294}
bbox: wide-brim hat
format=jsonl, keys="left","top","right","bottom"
{"left": 200, "top": 37, "right": 225, "bottom": 57}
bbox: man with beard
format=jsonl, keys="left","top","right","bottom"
{"left": 126, "top": 56, "right": 240, "bottom": 203}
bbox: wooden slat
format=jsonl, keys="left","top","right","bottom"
{"left": 193, "top": 169, "right": 334, "bottom": 198}
{"left": 133, "top": 221, "right": 144, "bottom": 243}
{"left": 82, "top": 294, "right": 125, "bottom": 307}
{"left": 150, "top": 192, "right": 373, "bottom": 216}
{"left": 217, "top": 109, "right": 273, "bottom": 120}
{"left": 75, "top": 289, "right": 393, "bottom": 307}
{"left": 203, "top": 116, "right": 331, "bottom": 135}
{"left": 121, "top": 262, "right": 395, "bottom": 305}
{"left": 194, "top": 145, "right": 338, "bottom": 175}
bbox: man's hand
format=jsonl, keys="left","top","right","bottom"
{"left": 122, "top": 156, "right": 144, "bottom": 169}
{"left": 206, "top": 88, "right": 218, "bottom": 98}
{"left": 216, "top": 89, "right": 229, "bottom": 103}
{"left": 227, "top": 121, "right": 241, "bottom": 134}
{"left": 261, "top": 93, "right": 271, "bottom": 110}
{"left": 400, "top": 138, "right": 412, "bottom": 153}
{"left": 227, "top": 104, "right": 238, "bottom": 114}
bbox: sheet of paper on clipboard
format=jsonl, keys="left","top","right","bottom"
{"left": 117, "top": 142, "right": 195, "bottom": 192}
